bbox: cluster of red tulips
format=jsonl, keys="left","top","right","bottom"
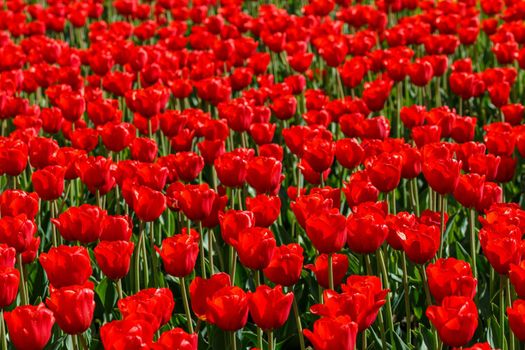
{"left": 0, "top": 0, "right": 525, "bottom": 349}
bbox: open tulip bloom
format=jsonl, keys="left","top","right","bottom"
{"left": 1, "top": 1, "right": 525, "bottom": 350}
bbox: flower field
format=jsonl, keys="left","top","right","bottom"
{"left": 0, "top": 0, "right": 525, "bottom": 349}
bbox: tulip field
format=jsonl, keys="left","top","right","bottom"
{"left": 2, "top": 0, "right": 525, "bottom": 349}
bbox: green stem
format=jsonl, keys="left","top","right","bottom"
{"left": 268, "top": 330, "right": 274, "bottom": 350}
{"left": 292, "top": 294, "right": 306, "bottom": 350}
{"left": 116, "top": 279, "right": 124, "bottom": 300}
{"left": 229, "top": 245, "right": 237, "bottom": 283}
{"left": 469, "top": 208, "right": 478, "bottom": 279}
{"left": 361, "top": 330, "right": 367, "bottom": 350}
{"left": 149, "top": 222, "right": 159, "bottom": 288}
{"left": 51, "top": 201, "right": 58, "bottom": 247}
{"left": 133, "top": 222, "right": 145, "bottom": 293}
{"left": 377, "top": 249, "right": 394, "bottom": 345}
{"left": 208, "top": 229, "right": 215, "bottom": 275}
{"left": 401, "top": 252, "right": 412, "bottom": 345}
{"left": 17, "top": 254, "right": 28, "bottom": 305}
{"left": 231, "top": 331, "right": 237, "bottom": 350}
{"left": 254, "top": 270, "right": 263, "bottom": 349}
{"left": 328, "top": 253, "right": 334, "bottom": 290}
{"left": 507, "top": 278, "right": 515, "bottom": 350}
{"left": 0, "top": 310, "right": 7, "bottom": 350}
{"left": 71, "top": 334, "right": 80, "bottom": 350}
{"left": 419, "top": 265, "right": 432, "bottom": 307}
{"left": 180, "top": 277, "right": 194, "bottom": 333}
{"left": 500, "top": 276, "right": 507, "bottom": 350}
{"left": 199, "top": 222, "right": 207, "bottom": 278}
{"left": 438, "top": 194, "right": 447, "bottom": 258}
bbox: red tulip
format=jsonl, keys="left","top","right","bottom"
{"left": 94, "top": 240, "right": 134, "bottom": 280}
{"left": 303, "top": 315, "right": 358, "bottom": 350}
{"left": 39, "top": 245, "right": 92, "bottom": 288}
{"left": 4, "top": 303, "right": 55, "bottom": 350}
{"left": 52, "top": 204, "right": 106, "bottom": 243}
{"left": 246, "top": 156, "right": 283, "bottom": 194}
{"left": 29, "top": 137, "right": 59, "bottom": 169}
{"left": 306, "top": 209, "right": 347, "bottom": 254}
{"left": 78, "top": 156, "right": 116, "bottom": 195}
{"left": 46, "top": 282, "right": 95, "bottom": 335}
{"left": 479, "top": 225, "right": 522, "bottom": 275}
{"left": 426, "top": 296, "right": 478, "bottom": 347}
{"left": 118, "top": 288, "right": 175, "bottom": 330}
{"left": 508, "top": 299, "right": 525, "bottom": 341}
{"left": 305, "top": 253, "right": 348, "bottom": 290}
{"left": 248, "top": 285, "right": 293, "bottom": 331}
{"left": 0, "top": 190, "right": 39, "bottom": 219}
{"left": 214, "top": 151, "right": 248, "bottom": 188}
{"left": 32, "top": 165, "right": 65, "bottom": 201}
{"left": 263, "top": 243, "right": 304, "bottom": 287}
{"left": 234, "top": 227, "right": 276, "bottom": 270}
{"left": 453, "top": 174, "right": 485, "bottom": 209}
{"left": 156, "top": 228, "right": 199, "bottom": 278}
{"left": 0, "top": 139, "right": 28, "bottom": 176}
{"left": 100, "top": 215, "right": 133, "bottom": 241}
{"left": 303, "top": 137, "right": 335, "bottom": 173}
{"left": 0, "top": 244, "right": 16, "bottom": 268}
{"left": 100, "top": 319, "right": 154, "bottom": 350}
{"left": 189, "top": 272, "right": 231, "bottom": 319}
{"left": 335, "top": 138, "right": 364, "bottom": 170}
{"left": 0, "top": 266, "right": 19, "bottom": 308}
{"left": 132, "top": 185, "right": 167, "bottom": 222}
{"left": 366, "top": 153, "right": 402, "bottom": 193}
{"left": 156, "top": 328, "right": 198, "bottom": 350}
{"left": 245, "top": 194, "right": 281, "bottom": 227}
{"left": 426, "top": 258, "right": 477, "bottom": 304}
{"left": 346, "top": 201, "right": 389, "bottom": 254}
{"left": 0, "top": 214, "right": 36, "bottom": 253}
{"left": 205, "top": 286, "right": 249, "bottom": 331}
{"left": 401, "top": 223, "right": 441, "bottom": 264}
{"left": 407, "top": 59, "right": 434, "bottom": 86}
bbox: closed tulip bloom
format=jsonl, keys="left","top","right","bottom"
{"left": 263, "top": 243, "right": 304, "bottom": 287}
{"left": 408, "top": 59, "right": 434, "bottom": 86}
{"left": 306, "top": 209, "right": 347, "bottom": 254}
{"left": 219, "top": 210, "right": 254, "bottom": 246}
{"left": 303, "top": 315, "right": 358, "bottom": 350}
{"left": 39, "top": 245, "right": 92, "bottom": 288}
{"left": 156, "top": 228, "right": 199, "bottom": 278}
{"left": 100, "top": 215, "right": 133, "bottom": 241}
{"left": 0, "top": 244, "right": 16, "bottom": 268}
{"left": 426, "top": 258, "right": 477, "bottom": 303}
{"left": 189, "top": 273, "right": 231, "bottom": 319}
{"left": 172, "top": 152, "right": 204, "bottom": 182}
{"left": 306, "top": 253, "right": 348, "bottom": 290}
{"left": 248, "top": 285, "right": 293, "bottom": 331}
{"left": 346, "top": 202, "right": 389, "bottom": 254}
{"left": 246, "top": 194, "right": 281, "bottom": 227}
{"left": 412, "top": 125, "right": 442, "bottom": 148}
{"left": 132, "top": 185, "right": 167, "bottom": 222}
{"left": 156, "top": 328, "right": 198, "bottom": 350}
{"left": 52, "top": 204, "right": 106, "bottom": 243}
{"left": 366, "top": 153, "right": 403, "bottom": 193}
{"left": 479, "top": 225, "right": 522, "bottom": 275}
{"left": 94, "top": 240, "right": 134, "bottom": 280}
{"left": 507, "top": 299, "right": 525, "bottom": 341}
{"left": 118, "top": 288, "right": 175, "bottom": 330}
{"left": 271, "top": 95, "right": 297, "bottom": 121}
{"left": 214, "top": 152, "right": 248, "bottom": 188}
{"left": 46, "top": 283, "right": 95, "bottom": 335}
{"left": 475, "top": 182, "right": 503, "bottom": 213}
{"left": 0, "top": 214, "right": 36, "bottom": 253}
{"left": 453, "top": 174, "right": 485, "bottom": 208}
{"left": 0, "top": 266, "right": 19, "bottom": 308}
{"left": 130, "top": 137, "right": 158, "bottom": 163}
{"left": 246, "top": 156, "right": 283, "bottom": 194}
{"left": 206, "top": 286, "right": 249, "bottom": 331}
{"left": 234, "top": 227, "right": 276, "bottom": 270}
{"left": 0, "top": 190, "right": 39, "bottom": 219}
{"left": 501, "top": 103, "right": 524, "bottom": 125}
{"left": 510, "top": 260, "right": 525, "bottom": 299}
{"left": 177, "top": 184, "right": 216, "bottom": 221}
{"left": 29, "top": 137, "right": 59, "bottom": 169}
{"left": 400, "top": 105, "right": 426, "bottom": 129}
{"left": 100, "top": 319, "right": 154, "bottom": 350}
{"left": 468, "top": 154, "right": 500, "bottom": 181}
{"left": 401, "top": 223, "right": 441, "bottom": 264}
{"left": 4, "top": 303, "right": 55, "bottom": 350}
{"left": 78, "top": 156, "right": 116, "bottom": 195}
{"left": 100, "top": 122, "right": 136, "bottom": 152}
{"left": 422, "top": 155, "right": 462, "bottom": 195}
{"left": 0, "top": 139, "right": 28, "bottom": 176}
{"left": 303, "top": 137, "right": 335, "bottom": 173}
{"left": 426, "top": 296, "right": 478, "bottom": 347}
{"left": 32, "top": 165, "right": 65, "bottom": 201}
{"left": 335, "top": 138, "right": 364, "bottom": 170}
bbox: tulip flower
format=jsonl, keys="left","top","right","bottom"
{"left": 39, "top": 245, "right": 92, "bottom": 288}
{"left": 94, "top": 240, "right": 135, "bottom": 281}
{"left": 248, "top": 285, "right": 294, "bottom": 331}
{"left": 4, "top": 303, "right": 55, "bottom": 350}
{"left": 303, "top": 316, "right": 358, "bottom": 350}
